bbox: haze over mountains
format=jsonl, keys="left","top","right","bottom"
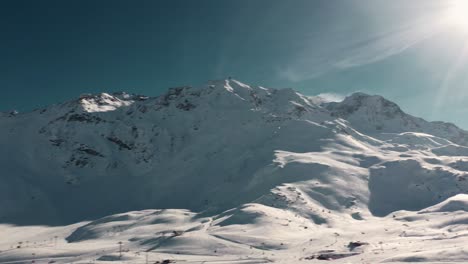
{"left": 2, "top": 79, "right": 468, "bottom": 263}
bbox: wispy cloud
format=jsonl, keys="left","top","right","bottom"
{"left": 316, "top": 92, "right": 345, "bottom": 103}
{"left": 432, "top": 41, "right": 468, "bottom": 117}
{"left": 280, "top": 9, "right": 445, "bottom": 82}
{"left": 334, "top": 25, "right": 439, "bottom": 69}
{"left": 308, "top": 92, "right": 353, "bottom": 106}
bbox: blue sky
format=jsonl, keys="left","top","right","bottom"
{"left": 2, "top": 0, "right": 468, "bottom": 127}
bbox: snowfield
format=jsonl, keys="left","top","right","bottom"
{"left": 1, "top": 79, "right": 468, "bottom": 263}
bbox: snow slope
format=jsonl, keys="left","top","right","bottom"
{"left": 2, "top": 79, "right": 468, "bottom": 263}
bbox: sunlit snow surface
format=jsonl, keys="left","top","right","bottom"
{"left": 2, "top": 199, "right": 468, "bottom": 263}
{"left": 2, "top": 80, "right": 468, "bottom": 263}
{"left": 79, "top": 93, "right": 135, "bottom": 113}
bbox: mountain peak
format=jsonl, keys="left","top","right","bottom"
{"left": 205, "top": 79, "right": 254, "bottom": 94}
{"left": 343, "top": 92, "right": 399, "bottom": 108}
{"left": 327, "top": 92, "right": 404, "bottom": 118}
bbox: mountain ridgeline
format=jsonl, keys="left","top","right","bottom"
{"left": 2, "top": 79, "right": 468, "bottom": 225}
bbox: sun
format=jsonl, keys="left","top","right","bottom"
{"left": 445, "top": 0, "right": 468, "bottom": 30}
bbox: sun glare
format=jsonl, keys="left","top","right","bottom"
{"left": 445, "top": 0, "right": 468, "bottom": 30}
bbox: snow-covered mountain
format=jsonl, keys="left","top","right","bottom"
{"left": 2, "top": 79, "right": 468, "bottom": 263}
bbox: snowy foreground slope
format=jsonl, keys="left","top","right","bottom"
{"left": 2, "top": 80, "right": 468, "bottom": 263}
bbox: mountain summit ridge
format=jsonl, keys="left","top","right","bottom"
{"left": 1, "top": 79, "right": 468, "bottom": 227}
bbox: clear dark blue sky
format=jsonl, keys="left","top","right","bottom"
{"left": 1, "top": 0, "right": 322, "bottom": 110}
{"left": 2, "top": 0, "right": 468, "bottom": 127}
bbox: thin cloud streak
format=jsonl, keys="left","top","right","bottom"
{"left": 334, "top": 25, "right": 440, "bottom": 69}
{"left": 432, "top": 40, "right": 468, "bottom": 118}
{"left": 280, "top": 12, "right": 446, "bottom": 82}
{"left": 316, "top": 92, "right": 345, "bottom": 103}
